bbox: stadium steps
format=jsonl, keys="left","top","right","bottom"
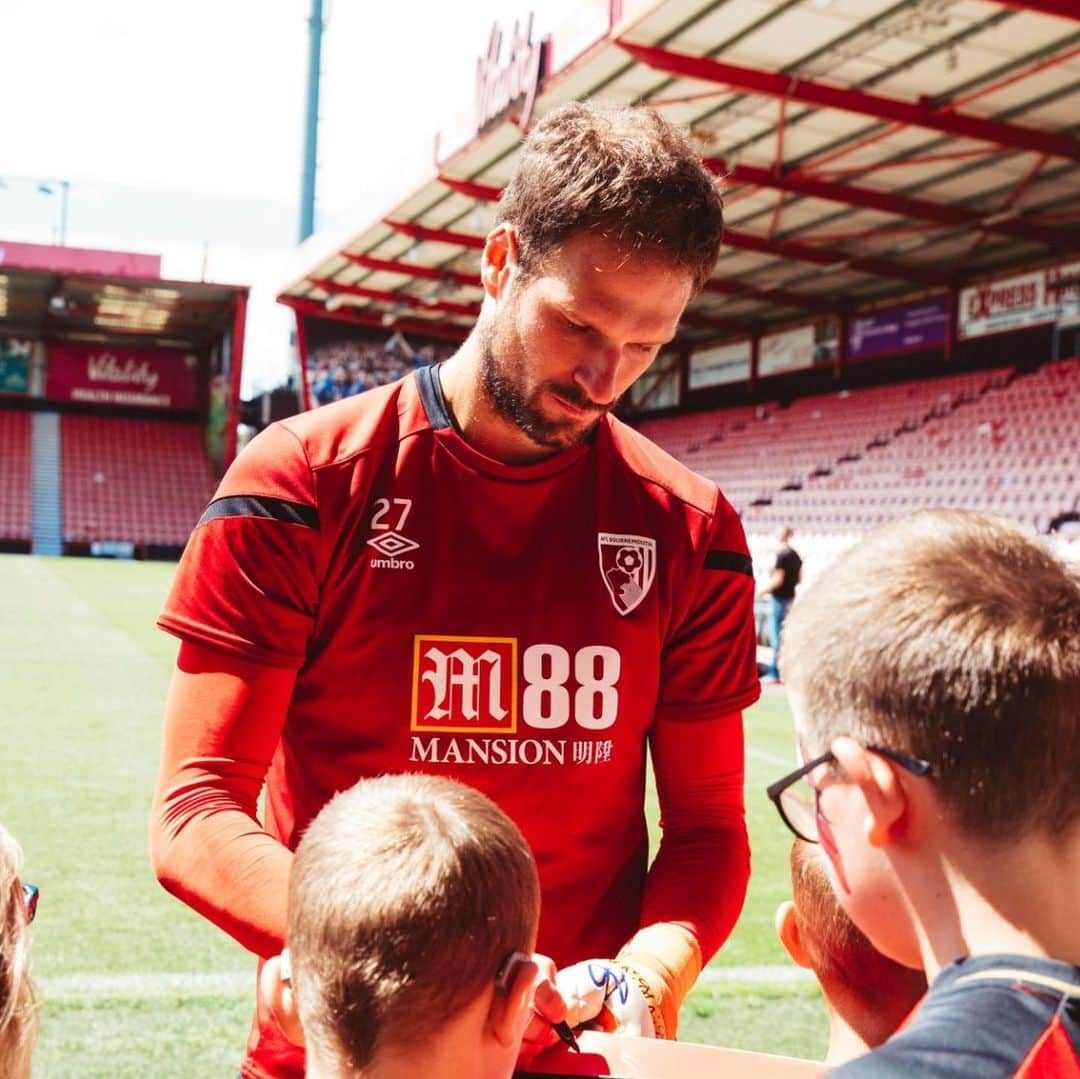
{"left": 31, "top": 411, "right": 64, "bottom": 556}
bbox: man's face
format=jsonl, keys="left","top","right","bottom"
{"left": 477, "top": 228, "right": 693, "bottom": 456}
{"left": 791, "top": 704, "right": 921, "bottom": 969}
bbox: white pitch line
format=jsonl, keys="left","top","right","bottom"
{"left": 747, "top": 746, "right": 794, "bottom": 768}
{"left": 699, "top": 966, "right": 815, "bottom": 986}
{"left": 40, "top": 967, "right": 814, "bottom": 999}
{"left": 40, "top": 971, "right": 252, "bottom": 999}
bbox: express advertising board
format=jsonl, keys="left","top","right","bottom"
{"left": 46, "top": 343, "right": 199, "bottom": 410}
{"left": 848, "top": 296, "right": 949, "bottom": 361}
{"left": 688, "top": 340, "right": 751, "bottom": 389}
{"left": 958, "top": 260, "right": 1080, "bottom": 341}
{"left": 758, "top": 321, "right": 837, "bottom": 377}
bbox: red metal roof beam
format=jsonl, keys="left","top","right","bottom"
{"left": 344, "top": 252, "right": 478, "bottom": 289}
{"left": 709, "top": 160, "right": 1078, "bottom": 251}
{"left": 283, "top": 297, "right": 470, "bottom": 343}
{"left": 701, "top": 277, "right": 835, "bottom": 314}
{"left": 723, "top": 227, "right": 947, "bottom": 286}
{"left": 987, "top": 1, "right": 1080, "bottom": 19}
{"left": 680, "top": 311, "right": 756, "bottom": 335}
{"left": 618, "top": 41, "right": 1080, "bottom": 162}
{"left": 440, "top": 176, "right": 503, "bottom": 202}
{"left": 385, "top": 219, "right": 486, "bottom": 250}
{"left": 309, "top": 278, "right": 481, "bottom": 318}
{"left": 391, "top": 209, "right": 939, "bottom": 286}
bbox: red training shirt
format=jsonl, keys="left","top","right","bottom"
{"left": 156, "top": 366, "right": 759, "bottom": 1077}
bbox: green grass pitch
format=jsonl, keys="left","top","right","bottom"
{"left": 0, "top": 554, "right": 826, "bottom": 1076}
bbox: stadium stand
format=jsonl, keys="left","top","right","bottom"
{"left": 641, "top": 358, "right": 1079, "bottom": 610}
{"left": 307, "top": 335, "right": 453, "bottom": 406}
{"left": 0, "top": 410, "right": 32, "bottom": 547}
{"left": 61, "top": 415, "right": 216, "bottom": 550}
{"left": 640, "top": 360, "right": 1077, "bottom": 537}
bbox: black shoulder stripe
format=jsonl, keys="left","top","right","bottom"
{"left": 198, "top": 495, "right": 319, "bottom": 530}
{"left": 415, "top": 364, "right": 453, "bottom": 430}
{"left": 705, "top": 550, "right": 753, "bottom": 576}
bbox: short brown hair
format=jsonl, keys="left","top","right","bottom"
{"left": 0, "top": 824, "right": 36, "bottom": 1079}
{"left": 288, "top": 774, "right": 540, "bottom": 1070}
{"left": 781, "top": 510, "right": 1080, "bottom": 839}
{"left": 498, "top": 102, "right": 724, "bottom": 291}
{"left": 790, "top": 841, "right": 925, "bottom": 1011}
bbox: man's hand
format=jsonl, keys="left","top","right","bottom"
{"left": 555, "top": 959, "right": 656, "bottom": 1038}
{"left": 517, "top": 954, "right": 571, "bottom": 1065}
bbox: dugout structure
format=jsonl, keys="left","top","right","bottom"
{"left": 278, "top": 0, "right": 1078, "bottom": 414}
{"left": 0, "top": 241, "right": 248, "bottom": 557}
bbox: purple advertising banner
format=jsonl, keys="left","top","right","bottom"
{"left": 848, "top": 296, "right": 948, "bottom": 362}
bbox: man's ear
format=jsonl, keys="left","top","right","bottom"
{"left": 480, "top": 224, "right": 520, "bottom": 301}
{"left": 258, "top": 951, "right": 306, "bottom": 1048}
{"left": 488, "top": 954, "right": 538, "bottom": 1048}
{"left": 832, "top": 737, "right": 906, "bottom": 848}
{"left": 775, "top": 901, "right": 812, "bottom": 969}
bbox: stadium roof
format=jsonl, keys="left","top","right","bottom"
{"left": 0, "top": 241, "right": 247, "bottom": 347}
{"left": 278, "top": 0, "right": 1080, "bottom": 348}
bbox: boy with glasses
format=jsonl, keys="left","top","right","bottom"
{"left": 767, "top": 509, "right": 1080, "bottom": 1075}
{"left": 258, "top": 774, "right": 565, "bottom": 1079}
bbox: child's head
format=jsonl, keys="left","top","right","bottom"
{"left": 0, "top": 823, "right": 37, "bottom": 1079}
{"left": 780, "top": 510, "right": 1080, "bottom": 962}
{"left": 776, "top": 840, "right": 926, "bottom": 1061}
{"left": 273, "top": 774, "right": 541, "bottom": 1077}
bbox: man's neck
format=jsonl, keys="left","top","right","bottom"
{"left": 437, "top": 342, "right": 561, "bottom": 466}
{"left": 910, "top": 823, "right": 1080, "bottom": 979}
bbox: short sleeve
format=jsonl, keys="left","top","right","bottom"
{"left": 657, "top": 499, "right": 760, "bottom": 721}
{"left": 157, "top": 422, "right": 321, "bottom": 669}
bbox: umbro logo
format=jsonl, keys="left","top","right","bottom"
{"left": 368, "top": 497, "right": 419, "bottom": 570}
{"left": 368, "top": 530, "right": 419, "bottom": 570}
{"left": 368, "top": 531, "right": 419, "bottom": 558}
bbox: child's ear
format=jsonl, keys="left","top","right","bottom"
{"left": 775, "top": 901, "right": 812, "bottom": 969}
{"left": 488, "top": 954, "right": 538, "bottom": 1048}
{"left": 832, "top": 737, "right": 906, "bottom": 848}
{"left": 258, "top": 951, "right": 306, "bottom": 1048}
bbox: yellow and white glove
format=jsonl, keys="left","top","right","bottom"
{"left": 557, "top": 924, "right": 704, "bottom": 1040}
{"left": 556, "top": 959, "right": 656, "bottom": 1038}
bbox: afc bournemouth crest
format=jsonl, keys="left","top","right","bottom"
{"left": 598, "top": 533, "right": 656, "bottom": 616}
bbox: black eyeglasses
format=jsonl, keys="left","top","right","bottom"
{"left": 766, "top": 745, "right": 933, "bottom": 844}
{"left": 22, "top": 882, "right": 39, "bottom": 923}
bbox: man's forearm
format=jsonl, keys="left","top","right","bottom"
{"left": 151, "top": 758, "right": 292, "bottom": 958}
{"left": 639, "top": 819, "right": 750, "bottom": 964}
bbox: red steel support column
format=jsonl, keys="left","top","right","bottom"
{"left": 835, "top": 313, "right": 848, "bottom": 380}
{"left": 295, "top": 306, "right": 314, "bottom": 412}
{"left": 749, "top": 335, "right": 760, "bottom": 393}
{"left": 225, "top": 291, "right": 248, "bottom": 468}
{"left": 944, "top": 288, "right": 959, "bottom": 364}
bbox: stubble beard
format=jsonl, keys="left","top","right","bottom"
{"left": 477, "top": 318, "right": 607, "bottom": 454}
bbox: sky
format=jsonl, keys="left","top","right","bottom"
{"left": 0, "top": 0, "right": 580, "bottom": 394}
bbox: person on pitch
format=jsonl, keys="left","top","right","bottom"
{"left": 259, "top": 774, "right": 559, "bottom": 1079}
{"left": 769, "top": 510, "right": 1080, "bottom": 1075}
{"left": 151, "top": 101, "right": 759, "bottom": 1078}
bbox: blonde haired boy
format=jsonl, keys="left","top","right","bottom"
{"left": 776, "top": 840, "right": 926, "bottom": 1065}
{"left": 259, "top": 773, "right": 560, "bottom": 1079}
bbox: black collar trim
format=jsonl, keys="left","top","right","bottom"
{"left": 415, "top": 364, "right": 453, "bottom": 430}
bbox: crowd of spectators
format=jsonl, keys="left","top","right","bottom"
{"left": 307, "top": 333, "right": 455, "bottom": 406}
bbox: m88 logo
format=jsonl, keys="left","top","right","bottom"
{"left": 411, "top": 636, "right": 621, "bottom": 734}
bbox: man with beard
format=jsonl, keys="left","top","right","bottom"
{"left": 151, "top": 102, "right": 759, "bottom": 1079}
